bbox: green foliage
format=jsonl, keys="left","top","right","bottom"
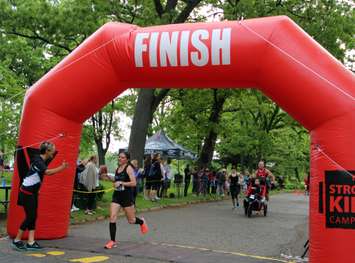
{"left": 218, "top": 0, "right": 354, "bottom": 64}
{"left": 0, "top": 0, "right": 136, "bottom": 157}
{"left": 153, "top": 89, "right": 235, "bottom": 155}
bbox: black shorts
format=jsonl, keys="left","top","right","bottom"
{"left": 112, "top": 190, "right": 134, "bottom": 208}
{"left": 151, "top": 180, "right": 161, "bottom": 190}
{"left": 145, "top": 178, "right": 152, "bottom": 190}
{"left": 230, "top": 185, "right": 241, "bottom": 198}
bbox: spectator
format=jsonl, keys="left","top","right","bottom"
{"left": 207, "top": 169, "right": 214, "bottom": 194}
{"left": 184, "top": 164, "right": 191, "bottom": 197}
{"left": 217, "top": 168, "right": 227, "bottom": 197}
{"left": 201, "top": 168, "right": 209, "bottom": 196}
{"left": 196, "top": 168, "right": 204, "bottom": 196}
{"left": 174, "top": 172, "right": 183, "bottom": 198}
{"left": 210, "top": 170, "right": 217, "bottom": 194}
{"left": 143, "top": 155, "right": 152, "bottom": 200}
{"left": 243, "top": 170, "right": 250, "bottom": 192}
{"left": 192, "top": 167, "right": 199, "bottom": 195}
{"left": 130, "top": 160, "right": 141, "bottom": 205}
{"left": 71, "top": 159, "right": 86, "bottom": 212}
{"left": 161, "top": 159, "right": 172, "bottom": 198}
{"left": 150, "top": 153, "right": 164, "bottom": 201}
{"left": 80, "top": 155, "right": 98, "bottom": 215}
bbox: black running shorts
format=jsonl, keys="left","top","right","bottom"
{"left": 112, "top": 190, "right": 134, "bottom": 208}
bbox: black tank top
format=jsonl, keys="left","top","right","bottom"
{"left": 230, "top": 175, "right": 239, "bottom": 187}
{"left": 115, "top": 165, "right": 131, "bottom": 181}
{"left": 114, "top": 165, "right": 132, "bottom": 191}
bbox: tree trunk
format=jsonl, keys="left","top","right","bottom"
{"left": 96, "top": 140, "right": 106, "bottom": 165}
{"left": 198, "top": 131, "right": 218, "bottom": 169}
{"left": 91, "top": 102, "right": 114, "bottom": 166}
{"left": 128, "top": 1, "right": 202, "bottom": 168}
{"left": 128, "top": 89, "right": 155, "bottom": 167}
{"left": 197, "top": 90, "right": 227, "bottom": 169}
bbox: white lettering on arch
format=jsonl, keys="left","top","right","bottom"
{"left": 134, "top": 28, "right": 232, "bottom": 68}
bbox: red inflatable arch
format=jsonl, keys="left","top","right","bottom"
{"left": 7, "top": 16, "right": 354, "bottom": 262}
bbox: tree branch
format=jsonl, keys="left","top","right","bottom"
{"left": 265, "top": 105, "right": 280, "bottom": 132}
{"left": 222, "top": 107, "right": 240, "bottom": 113}
{"left": 5, "top": 30, "right": 72, "bottom": 52}
{"left": 165, "top": 0, "right": 178, "bottom": 12}
{"left": 152, "top": 89, "right": 170, "bottom": 113}
{"left": 153, "top": 0, "right": 164, "bottom": 18}
{"left": 105, "top": 101, "right": 115, "bottom": 150}
{"left": 91, "top": 116, "right": 99, "bottom": 142}
{"left": 174, "top": 0, "right": 202, "bottom": 23}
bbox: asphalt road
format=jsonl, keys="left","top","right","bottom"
{"left": 0, "top": 193, "right": 309, "bottom": 263}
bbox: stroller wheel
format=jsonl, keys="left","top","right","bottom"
{"left": 263, "top": 204, "right": 268, "bottom": 216}
{"left": 247, "top": 206, "right": 252, "bottom": 218}
{"left": 243, "top": 200, "right": 248, "bottom": 216}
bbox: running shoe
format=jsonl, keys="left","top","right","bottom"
{"left": 11, "top": 240, "right": 26, "bottom": 251}
{"left": 104, "top": 240, "right": 117, "bottom": 249}
{"left": 26, "top": 241, "right": 43, "bottom": 251}
{"left": 140, "top": 218, "right": 149, "bottom": 235}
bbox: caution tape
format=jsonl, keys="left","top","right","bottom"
{"left": 72, "top": 179, "right": 168, "bottom": 194}
{"left": 73, "top": 187, "right": 115, "bottom": 194}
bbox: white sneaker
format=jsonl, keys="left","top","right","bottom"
{"left": 154, "top": 196, "right": 161, "bottom": 201}
{"left": 71, "top": 205, "right": 79, "bottom": 212}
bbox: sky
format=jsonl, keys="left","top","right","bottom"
{"left": 108, "top": 91, "right": 132, "bottom": 153}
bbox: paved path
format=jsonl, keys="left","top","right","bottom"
{"left": 0, "top": 193, "right": 309, "bottom": 263}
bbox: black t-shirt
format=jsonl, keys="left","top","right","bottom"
{"left": 21, "top": 155, "right": 47, "bottom": 194}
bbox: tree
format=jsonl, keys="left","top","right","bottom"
{"left": 218, "top": 0, "right": 354, "bottom": 65}
{"left": 151, "top": 89, "right": 237, "bottom": 168}
{"left": 89, "top": 100, "right": 123, "bottom": 165}
{"left": 216, "top": 89, "right": 305, "bottom": 172}
{"left": 0, "top": 0, "right": 140, "bottom": 161}
{"left": 128, "top": 0, "right": 205, "bottom": 166}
